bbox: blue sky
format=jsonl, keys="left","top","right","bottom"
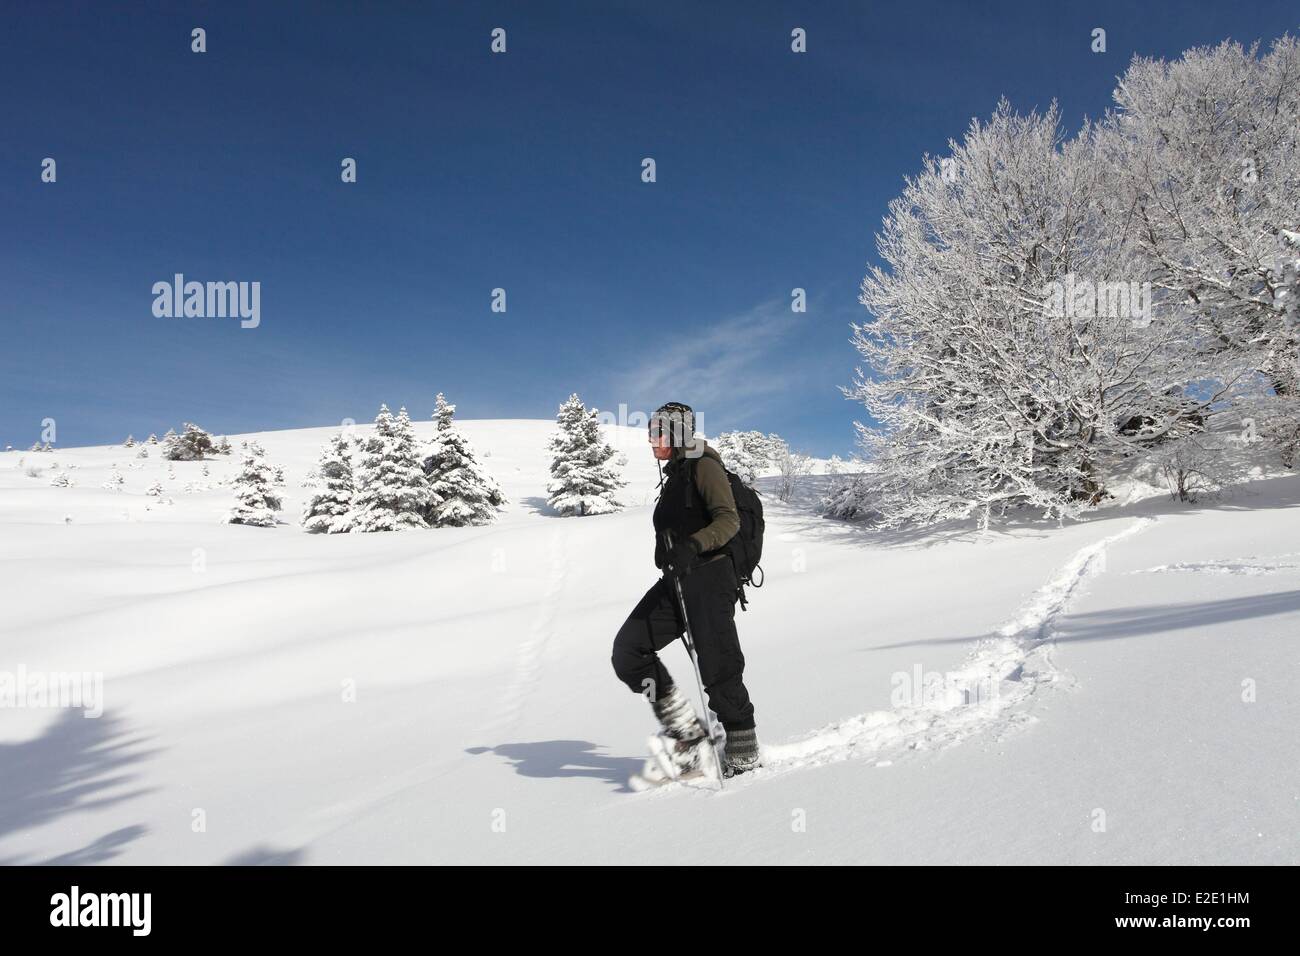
{"left": 2, "top": 1, "right": 1297, "bottom": 456}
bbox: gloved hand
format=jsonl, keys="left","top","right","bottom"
{"left": 664, "top": 532, "right": 700, "bottom": 577}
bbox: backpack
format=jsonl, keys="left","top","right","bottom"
{"left": 687, "top": 458, "right": 765, "bottom": 608}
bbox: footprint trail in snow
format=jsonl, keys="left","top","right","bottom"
{"left": 649, "top": 517, "right": 1155, "bottom": 793}
{"left": 492, "top": 530, "right": 569, "bottom": 731}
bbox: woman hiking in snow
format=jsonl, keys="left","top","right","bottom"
{"left": 611, "top": 402, "right": 760, "bottom": 779}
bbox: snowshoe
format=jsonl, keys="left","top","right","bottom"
{"left": 628, "top": 733, "right": 721, "bottom": 791}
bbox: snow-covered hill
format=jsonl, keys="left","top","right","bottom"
{"left": 1, "top": 421, "right": 1297, "bottom": 864}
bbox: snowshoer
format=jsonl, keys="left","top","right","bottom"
{"left": 611, "top": 402, "right": 760, "bottom": 779}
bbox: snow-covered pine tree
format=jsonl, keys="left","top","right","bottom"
{"left": 350, "top": 405, "right": 431, "bottom": 532}
{"left": 546, "top": 393, "right": 625, "bottom": 516}
{"left": 302, "top": 433, "right": 356, "bottom": 534}
{"left": 103, "top": 470, "right": 125, "bottom": 490}
{"left": 124, "top": 435, "right": 135, "bottom": 448}
{"left": 712, "top": 431, "right": 764, "bottom": 484}
{"left": 423, "top": 393, "right": 504, "bottom": 526}
{"left": 712, "top": 430, "right": 787, "bottom": 484}
{"left": 49, "top": 471, "right": 75, "bottom": 488}
{"left": 224, "top": 446, "right": 283, "bottom": 527}
{"left": 164, "top": 423, "right": 215, "bottom": 461}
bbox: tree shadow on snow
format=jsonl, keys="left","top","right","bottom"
{"left": 39, "top": 825, "right": 149, "bottom": 865}
{"left": 762, "top": 492, "right": 1059, "bottom": 552}
{"left": 223, "top": 843, "right": 308, "bottom": 865}
{"left": 760, "top": 472, "right": 1300, "bottom": 553}
{"left": 1052, "top": 590, "right": 1300, "bottom": 644}
{"left": 467, "top": 741, "right": 643, "bottom": 793}
{"left": 520, "top": 496, "right": 562, "bottom": 517}
{"left": 0, "top": 710, "right": 158, "bottom": 865}
{"left": 868, "top": 589, "right": 1300, "bottom": 651}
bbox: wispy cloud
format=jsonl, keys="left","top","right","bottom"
{"left": 609, "top": 297, "right": 820, "bottom": 431}
{"left": 608, "top": 295, "right": 852, "bottom": 437}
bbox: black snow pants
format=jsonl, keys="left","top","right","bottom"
{"left": 611, "top": 556, "right": 756, "bottom": 732}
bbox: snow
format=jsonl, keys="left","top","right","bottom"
{"left": 1, "top": 421, "right": 1297, "bottom": 864}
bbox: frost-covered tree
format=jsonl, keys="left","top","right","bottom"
{"left": 546, "top": 393, "right": 625, "bottom": 516}
{"left": 147, "top": 433, "right": 158, "bottom": 445}
{"left": 775, "top": 447, "right": 812, "bottom": 503}
{"left": 124, "top": 435, "right": 135, "bottom": 448}
{"left": 136, "top": 446, "right": 149, "bottom": 459}
{"left": 145, "top": 481, "right": 164, "bottom": 497}
{"left": 164, "top": 423, "right": 215, "bottom": 461}
{"left": 1152, "top": 432, "right": 1237, "bottom": 503}
{"left": 423, "top": 393, "right": 504, "bottom": 526}
{"left": 49, "top": 471, "right": 75, "bottom": 488}
{"left": 215, "top": 436, "right": 233, "bottom": 455}
{"left": 1100, "top": 37, "right": 1300, "bottom": 465}
{"left": 351, "top": 405, "right": 431, "bottom": 532}
{"left": 302, "top": 433, "right": 356, "bottom": 534}
{"left": 836, "top": 101, "right": 1221, "bottom": 527}
{"left": 103, "top": 470, "right": 125, "bottom": 490}
{"left": 224, "top": 447, "right": 282, "bottom": 527}
{"left": 1279, "top": 230, "right": 1300, "bottom": 330}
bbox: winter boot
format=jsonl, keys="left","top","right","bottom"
{"left": 651, "top": 685, "right": 709, "bottom": 774}
{"left": 722, "top": 727, "right": 760, "bottom": 777}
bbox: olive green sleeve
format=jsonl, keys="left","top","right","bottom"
{"left": 690, "top": 456, "right": 740, "bottom": 553}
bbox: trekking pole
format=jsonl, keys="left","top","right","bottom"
{"left": 663, "top": 530, "right": 726, "bottom": 789}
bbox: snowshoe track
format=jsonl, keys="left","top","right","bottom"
{"left": 492, "top": 530, "right": 568, "bottom": 730}
{"left": 1131, "top": 551, "right": 1300, "bottom": 576}
{"left": 653, "top": 517, "right": 1155, "bottom": 792}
